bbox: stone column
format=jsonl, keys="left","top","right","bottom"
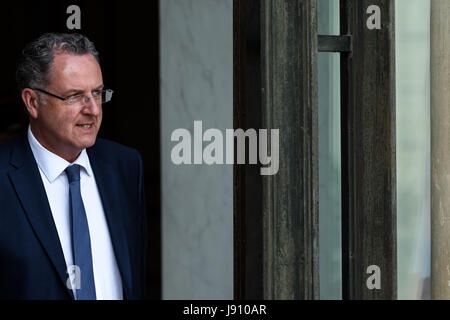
{"left": 160, "top": 0, "right": 233, "bottom": 299}
{"left": 431, "top": 0, "right": 450, "bottom": 300}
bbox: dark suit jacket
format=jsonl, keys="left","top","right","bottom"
{"left": 0, "top": 131, "right": 147, "bottom": 300}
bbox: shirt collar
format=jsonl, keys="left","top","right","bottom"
{"left": 27, "top": 126, "right": 93, "bottom": 183}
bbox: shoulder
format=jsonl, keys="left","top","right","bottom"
{"left": 88, "top": 138, "right": 142, "bottom": 166}
{"left": 88, "top": 138, "right": 144, "bottom": 190}
{"left": 0, "top": 139, "right": 14, "bottom": 160}
{"left": 0, "top": 133, "right": 27, "bottom": 168}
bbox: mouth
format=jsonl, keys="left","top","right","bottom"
{"left": 76, "top": 123, "right": 95, "bottom": 131}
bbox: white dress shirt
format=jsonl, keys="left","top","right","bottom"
{"left": 27, "top": 126, "right": 123, "bottom": 300}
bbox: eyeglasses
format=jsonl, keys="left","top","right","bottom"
{"left": 32, "top": 87, "right": 113, "bottom": 106}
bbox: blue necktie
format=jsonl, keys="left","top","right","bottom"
{"left": 66, "top": 164, "right": 96, "bottom": 300}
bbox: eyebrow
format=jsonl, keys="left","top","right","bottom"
{"left": 62, "top": 85, "right": 104, "bottom": 96}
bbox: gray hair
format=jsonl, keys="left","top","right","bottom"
{"left": 16, "top": 32, "right": 100, "bottom": 93}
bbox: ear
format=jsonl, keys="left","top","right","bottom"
{"left": 21, "top": 88, "right": 41, "bottom": 119}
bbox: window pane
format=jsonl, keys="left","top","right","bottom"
{"left": 318, "top": 0, "right": 342, "bottom": 300}
{"left": 396, "top": 0, "right": 431, "bottom": 300}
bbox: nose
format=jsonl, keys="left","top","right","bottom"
{"left": 81, "top": 95, "right": 101, "bottom": 115}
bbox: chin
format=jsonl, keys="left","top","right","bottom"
{"left": 85, "top": 139, "right": 97, "bottom": 148}
{"left": 77, "top": 137, "right": 97, "bottom": 149}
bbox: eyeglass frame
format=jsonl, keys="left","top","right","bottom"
{"left": 30, "top": 87, "right": 114, "bottom": 105}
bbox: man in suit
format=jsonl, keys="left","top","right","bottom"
{"left": 0, "top": 33, "right": 147, "bottom": 300}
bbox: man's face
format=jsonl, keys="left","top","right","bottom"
{"left": 32, "top": 53, "right": 103, "bottom": 161}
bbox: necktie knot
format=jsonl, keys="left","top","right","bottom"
{"left": 66, "top": 164, "right": 81, "bottom": 183}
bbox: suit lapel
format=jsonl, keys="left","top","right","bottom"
{"left": 87, "top": 146, "right": 133, "bottom": 299}
{"left": 8, "top": 133, "right": 74, "bottom": 299}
